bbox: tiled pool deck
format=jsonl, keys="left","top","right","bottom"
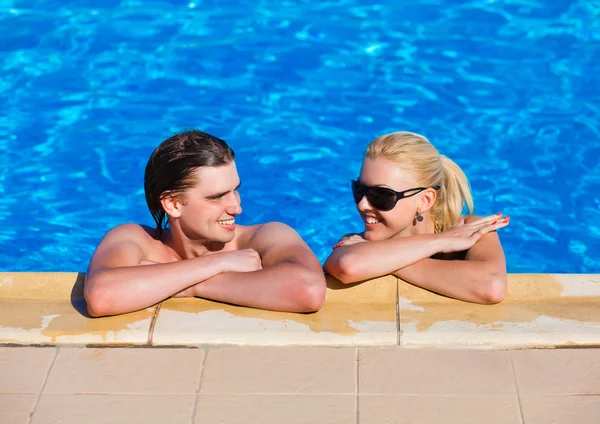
{"left": 1, "top": 272, "right": 599, "bottom": 423}
{"left": 2, "top": 346, "right": 599, "bottom": 423}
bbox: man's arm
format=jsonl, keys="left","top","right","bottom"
{"left": 186, "top": 222, "right": 327, "bottom": 312}
{"left": 84, "top": 224, "right": 258, "bottom": 317}
{"left": 393, "top": 229, "right": 507, "bottom": 304}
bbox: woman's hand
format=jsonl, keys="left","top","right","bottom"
{"left": 333, "top": 234, "right": 368, "bottom": 249}
{"left": 437, "top": 213, "right": 510, "bottom": 254}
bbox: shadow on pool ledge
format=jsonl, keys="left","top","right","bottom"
{"left": 70, "top": 272, "right": 91, "bottom": 318}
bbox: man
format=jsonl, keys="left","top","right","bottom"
{"left": 85, "top": 130, "right": 326, "bottom": 317}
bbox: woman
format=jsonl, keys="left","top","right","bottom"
{"left": 324, "top": 131, "right": 510, "bottom": 304}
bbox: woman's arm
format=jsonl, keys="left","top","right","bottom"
{"left": 393, "top": 229, "right": 507, "bottom": 304}
{"left": 324, "top": 214, "right": 508, "bottom": 300}
{"left": 324, "top": 234, "right": 444, "bottom": 284}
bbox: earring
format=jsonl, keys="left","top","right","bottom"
{"left": 416, "top": 210, "right": 424, "bottom": 222}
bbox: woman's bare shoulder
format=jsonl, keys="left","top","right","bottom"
{"left": 462, "top": 215, "right": 484, "bottom": 224}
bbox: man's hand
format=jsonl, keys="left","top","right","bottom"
{"left": 216, "top": 248, "right": 263, "bottom": 273}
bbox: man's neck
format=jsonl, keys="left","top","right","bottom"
{"left": 161, "top": 228, "right": 226, "bottom": 260}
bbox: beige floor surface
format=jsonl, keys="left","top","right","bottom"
{"left": 1, "top": 346, "right": 598, "bottom": 424}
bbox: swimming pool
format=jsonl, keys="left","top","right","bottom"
{"left": 1, "top": 0, "right": 599, "bottom": 273}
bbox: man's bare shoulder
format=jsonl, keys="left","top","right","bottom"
{"left": 94, "top": 223, "right": 171, "bottom": 260}
{"left": 239, "top": 222, "right": 320, "bottom": 270}
{"left": 247, "top": 222, "right": 297, "bottom": 241}
{"left": 88, "top": 224, "right": 163, "bottom": 274}
{"left": 238, "top": 222, "right": 302, "bottom": 250}
{"left": 100, "top": 223, "right": 157, "bottom": 245}
{"left": 255, "top": 222, "right": 296, "bottom": 234}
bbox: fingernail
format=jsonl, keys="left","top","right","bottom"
{"left": 497, "top": 212, "right": 503, "bottom": 215}
{"left": 492, "top": 220, "right": 497, "bottom": 225}
{"left": 504, "top": 216, "right": 510, "bottom": 220}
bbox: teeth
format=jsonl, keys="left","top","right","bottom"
{"left": 365, "top": 217, "right": 381, "bottom": 224}
{"left": 218, "top": 219, "right": 235, "bottom": 226}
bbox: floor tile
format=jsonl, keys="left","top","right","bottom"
{"left": 399, "top": 274, "right": 600, "bottom": 349}
{"left": 200, "top": 347, "right": 356, "bottom": 394}
{"left": 359, "top": 348, "right": 516, "bottom": 395}
{"left": 359, "top": 395, "right": 522, "bottom": 424}
{"left": 0, "top": 273, "right": 155, "bottom": 345}
{"left": 152, "top": 275, "right": 398, "bottom": 346}
{"left": 520, "top": 395, "right": 600, "bottom": 424}
{"left": 0, "top": 347, "right": 55, "bottom": 393}
{"left": 43, "top": 348, "right": 204, "bottom": 394}
{"left": 512, "top": 349, "right": 600, "bottom": 394}
{"left": 0, "top": 394, "right": 37, "bottom": 424}
{"left": 31, "top": 394, "right": 195, "bottom": 424}
{"left": 195, "top": 394, "right": 355, "bottom": 424}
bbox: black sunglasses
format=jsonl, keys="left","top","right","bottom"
{"left": 351, "top": 180, "right": 440, "bottom": 211}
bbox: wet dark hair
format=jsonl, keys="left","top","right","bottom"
{"left": 144, "top": 129, "right": 235, "bottom": 236}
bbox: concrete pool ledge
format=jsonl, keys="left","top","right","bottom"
{"left": 0, "top": 272, "right": 599, "bottom": 349}
{"left": 0, "top": 273, "right": 156, "bottom": 346}
{"left": 151, "top": 275, "right": 398, "bottom": 346}
{"left": 399, "top": 274, "right": 600, "bottom": 349}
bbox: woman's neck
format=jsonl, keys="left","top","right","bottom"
{"left": 395, "top": 215, "right": 437, "bottom": 238}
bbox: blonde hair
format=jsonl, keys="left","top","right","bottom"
{"left": 365, "top": 131, "right": 473, "bottom": 231}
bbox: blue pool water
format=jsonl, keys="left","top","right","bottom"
{"left": 1, "top": 0, "right": 599, "bottom": 273}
